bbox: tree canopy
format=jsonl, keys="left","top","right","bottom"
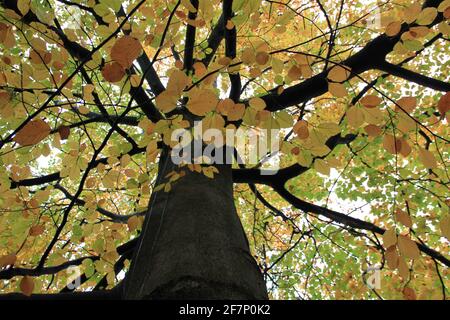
{"left": 0, "top": 0, "right": 449, "bottom": 300}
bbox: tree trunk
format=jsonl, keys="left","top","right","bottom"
{"left": 123, "top": 149, "right": 268, "bottom": 299}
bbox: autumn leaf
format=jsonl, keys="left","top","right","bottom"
{"left": 402, "top": 287, "right": 416, "bottom": 300}
{"left": 0, "top": 254, "right": 16, "bottom": 268}
{"left": 418, "top": 148, "right": 437, "bottom": 169}
{"left": 57, "top": 126, "right": 70, "bottom": 140}
{"left": 13, "top": 119, "right": 51, "bottom": 146}
{"left": 385, "top": 21, "right": 402, "bottom": 36}
{"left": 187, "top": 88, "right": 218, "bottom": 116}
{"left": 110, "top": 36, "right": 143, "bottom": 69}
{"left": 440, "top": 215, "right": 450, "bottom": 240}
{"left": 360, "top": 95, "right": 382, "bottom": 108}
{"left": 101, "top": 62, "right": 125, "bottom": 83}
{"left": 382, "top": 229, "right": 397, "bottom": 249}
{"left": 29, "top": 225, "right": 45, "bottom": 236}
{"left": 437, "top": 92, "right": 450, "bottom": 117}
{"left": 127, "top": 216, "right": 140, "bottom": 232}
{"left": 293, "top": 120, "right": 309, "bottom": 139}
{"left": 397, "top": 235, "right": 420, "bottom": 259}
{"left": 395, "top": 209, "right": 412, "bottom": 228}
{"left": 20, "top": 276, "right": 34, "bottom": 296}
{"left": 327, "top": 65, "right": 351, "bottom": 83}
{"left": 328, "top": 82, "right": 348, "bottom": 98}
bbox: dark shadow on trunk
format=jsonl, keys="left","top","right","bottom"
{"left": 123, "top": 147, "right": 268, "bottom": 299}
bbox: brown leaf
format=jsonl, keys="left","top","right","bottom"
{"left": 110, "top": 36, "right": 142, "bottom": 69}
{"left": 385, "top": 247, "right": 399, "bottom": 269}
{"left": 127, "top": 216, "right": 140, "bottom": 232}
{"left": 437, "top": 92, "right": 450, "bottom": 117}
{"left": 360, "top": 95, "right": 382, "bottom": 108}
{"left": 402, "top": 287, "right": 416, "bottom": 300}
{"left": 13, "top": 119, "right": 51, "bottom": 146}
{"left": 57, "top": 125, "right": 70, "bottom": 140}
{"left": 101, "top": 62, "right": 125, "bottom": 83}
{"left": 395, "top": 209, "right": 412, "bottom": 228}
{"left": 293, "top": 120, "right": 309, "bottom": 139}
{"left": 0, "top": 254, "right": 16, "bottom": 268}
{"left": 382, "top": 228, "right": 397, "bottom": 248}
{"left": 383, "top": 134, "right": 402, "bottom": 155}
{"left": 255, "top": 51, "right": 269, "bottom": 65}
{"left": 29, "top": 225, "right": 45, "bottom": 236}
{"left": 327, "top": 65, "right": 351, "bottom": 82}
{"left": 397, "top": 257, "right": 409, "bottom": 279}
{"left": 418, "top": 148, "right": 437, "bottom": 169}
{"left": 386, "top": 21, "right": 402, "bottom": 36}
{"left": 20, "top": 276, "right": 34, "bottom": 296}
{"left": 397, "top": 235, "right": 420, "bottom": 259}
{"left": 364, "top": 125, "right": 382, "bottom": 137}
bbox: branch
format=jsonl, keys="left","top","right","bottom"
{"left": 273, "top": 184, "right": 450, "bottom": 267}
{"left": 183, "top": 0, "right": 199, "bottom": 72}
{"left": 232, "top": 134, "right": 356, "bottom": 184}
{"left": 0, "top": 289, "right": 119, "bottom": 300}
{"left": 10, "top": 145, "right": 147, "bottom": 189}
{"left": 377, "top": 61, "right": 450, "bottom": 92}
{"left": 201, "top": 13, "right": 226, "bottom": 67}
{"left": 256, "top": 0, "right": 445, "bottom": 112}
{"left": 223, "top": 0, "right": 241, "bottom": 102}
{"left": 0, "top": 256, "right": 99, "bottom": 280}
{"left": 54, "top": 184, "right": 146, "bottom": 223}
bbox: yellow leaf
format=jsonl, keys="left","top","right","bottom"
{"left": 440, "top": 215, "right": 450, "bottom": 240}
{"left": 155, "top": 90, "right": 179, "bottom": 113}
{"left": 385, "top": 21, "right": 402, "bottom": 36}
{"left": 416, "top": 8, "right": 438, "bottom": 26}
{"left": 382, "top": 228, "right": 397, "bottom": 248}
{"left": 167, "top": 69, "right": 189, "bottom": 95}
{"left": 314, "top": 159, "right": 330, "bottom": 176}
{"left": 187, "top": 88, "right": 218, "bottom": 116}
{"left": 397, "top": 235, "right": 420, "bottom": 259}
{"left": 397, "top": 257, "right": 409, "bottom": 279}
{"left": 328, "top": 82, "right": 348, "bottom": 98}
{"left": 317, "top": 122, "right": 340, "bottom": 137}
{"left": 227, "top": 103, "right": 245, "bottom": 121}
{"left": 130, "top": 74, "right": 141, "bottom": 87}
{"left": 181, "top": 0, "right": 197, "bottom": 12}
{"left": 17, "top": 0, "right": 30, "bottom": 16}
{"left": 13, "top": 119, "right": 51, "bottom": 146}
{"left": 249, "top": 97, "right": 266, "bottom": 110}
{"left": 346, "top": 106, "right": 365, "bottom": 128}
{"left": 327, "top": 65, "right": 351, "bottom": 82}
{"left": 403, "top": 3, "right": 422, "bottom": 24}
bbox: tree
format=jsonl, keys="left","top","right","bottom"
{"left": 0, "top": 0, "right": 449, "bottom": 300}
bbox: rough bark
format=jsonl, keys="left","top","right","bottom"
{"left": 123, "top": 149, "right": 268, "bottom": 300}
